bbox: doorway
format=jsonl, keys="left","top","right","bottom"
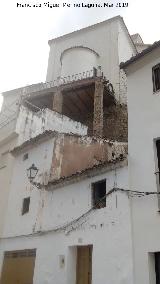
{"left": 0, "top": 249, "right": 36, "bottom": 284}
{"left": 76, "top": 245, "right": 92, "bottom": 284}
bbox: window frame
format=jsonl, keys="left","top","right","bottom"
{"left": 91, "top": 179, "right": 106, "bottom": 209}
{"left": 152, "top": 63, "right": 160, "bottom": 93}
{"left": 22, "top": 197, "right": 30, "bottom": 215}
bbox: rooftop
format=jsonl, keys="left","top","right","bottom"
{"left": 47, "top": 158, "right": 127, "bottom": 190}
{"left": 120, "top": 39, "right": 160, "bottom": 69}
{"left": 48, "top": 15, "right": 134, "bottom": 49}
{"left": 11, "top": 129, "right": 128, "bottom": 188}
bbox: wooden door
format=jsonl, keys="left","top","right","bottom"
{"left": 76, "top": 246, "right": 92, "bottom": 284}
{"left": 0, "top": 250, "right": 36, "bottom": 284}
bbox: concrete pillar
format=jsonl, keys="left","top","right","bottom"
{"left": 52, "top": 89, "right": 63, "bottom": 113}
{"left": 93, "top": 79, "right": 104, "bottom": 137}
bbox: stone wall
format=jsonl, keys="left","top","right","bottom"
{"left": 77, "top": 104, "right": 128, "bottom": 142}
{"left": 103, "top": 104, "right": 128, "bottom": 141}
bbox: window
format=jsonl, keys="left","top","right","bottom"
{"left": 23, "top": 153, "right": 28, "bottom": 161}
{"left": 92, "top": 179, "right": 106, "bottom": 209}
{"left": 22, "top": 197, "right": 30, "bottom": 215}
{"left": 152, "top": 64, "right": 160, "bottom": 92}
{"left": 155, "top": 252, "right": 160, "bottom": 284}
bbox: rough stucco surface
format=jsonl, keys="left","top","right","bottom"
{"left": 16, "top": 106, "right": 87, "bottom": 145}
{"left": 0, "top": 137, "right": 18, "bottom": 237}
{"left": 0, "top": 158, "right": 134, "bottom": 284}
{"left": 126, "top": 51, "right": 160, "bottom": 284}
{"left": 0, "top": 17, "right": 135, "bottom": 284}
{"left": 50, "top": 134, "right": 127, "bottom": 180}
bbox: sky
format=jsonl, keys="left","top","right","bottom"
{"left": 0, "top": 0, "right": 160, "bottom": 108}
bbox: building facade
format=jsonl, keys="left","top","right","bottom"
{"left": 121, "top": 41, "right": 160, "bottom": 284}
{"left": 0, "top": 15, "right": 153, "bottom": 284}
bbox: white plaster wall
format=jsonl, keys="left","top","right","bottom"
{"left": 43, "top": 108, "right": 87, "bottom": 136}
{"left": 118, "top": 21, "right": 135, "bottom": 65}
{"left": 3, "top": 137, "right": 55, "bottom": 237}
{"left": 61, "top": 47, "right": 98, "bottom": 77}
{"left": 118, "top": 21, "right": 136, "bottom": 103}
{"left": 1, "top": 91, "right": 20, "bottom": 116}
{"left": 16, "top": 106, "right": 87, "bottom": 145}
{"left": 47, "top": 18, "right": 121, "bottom": 100}
{"left": 0, "top": 92, "right": 20, "bottom": 145}
{"left": 0, "top": 151, "right": 134, "bottom": 284}
{"left": 47, "top": 18, "right": 136, "bottom": 104}
{"left": 0, "top": 92, "right": 21, "bottom": 238}
{"left": 127, "top": 49, "right": 160, "bottom": 284}
{"left": 0, "top": 101, "right": 87, "bottom": 238}
{"left": 0, "top": 137, "right": 18, "bottom": 237}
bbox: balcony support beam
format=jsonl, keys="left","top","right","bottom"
{"left": 52, "top": 89, "right": 63, "bottom": 114}
{"left": 93, "top": 79, "right": 104, "bottom": 137}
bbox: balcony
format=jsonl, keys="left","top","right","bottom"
{"left": 0, "top": 104, "right": 88, "bottom": 147}
{"left": 0, "top": 67, "right": 119, "bottom": 146}
{"left": 22, "top": 67, "right": 102, "bottom": 96}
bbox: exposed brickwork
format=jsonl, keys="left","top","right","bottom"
{"left": 52, "top": 89, "right": 63, "bottom": 113}
{"left": 119, "top": 69, "right": 127, "bottom": 104}
{"left": 93, "top": 79, "right": 104, "bottom": 137}
{"left": 103, "top": 104, "right": 128, "bottom": 141}
{"left": 67, "top": 103, "right": 128, "bottom": 142}
{"left": 51, "top": 81, "right": 127, "bottom": 141}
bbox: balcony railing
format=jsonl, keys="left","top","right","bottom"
{"left": 23, "top": 67, "right": 103, "bottom": 95}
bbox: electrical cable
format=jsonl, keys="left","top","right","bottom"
{"left": 1, "top": 186, "right": 159, "bottom": 241}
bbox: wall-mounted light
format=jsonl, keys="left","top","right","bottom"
{"left": 26, "top": 164, "right": 48, "bottom": 190}
{"left": 27, "top": 163, "right": 39, "bottom": 182}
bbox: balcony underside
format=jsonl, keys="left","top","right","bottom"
{"left": 23, "top": 77, "right": 115, "bottom": 123}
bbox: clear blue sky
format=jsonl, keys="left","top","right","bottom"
{"left": 0, "top": 0, "right": 159, "bottom": 107}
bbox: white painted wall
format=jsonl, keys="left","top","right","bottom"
{"left": 0, "top": 90, "right": 87, "bottom": 239}
{"left": 61, "top": 47, "right": 98, "bottom": 77}
{"left": 0, "top": 91, "right": 21, "bottom": 237}
{"left": 0, "top": 103, "right": 87, "bottom": 147}
{"left": 126, "top": 48, "right": 160, "bottom": 284}
{"left": 0, "top": 137, "right": 18, "bottom": 237}
{"left": 16, "top": 106, "right": 87, "bottom": 145}
{"left": 3, "top": 137, "right": 55, "bottom": 237}
{"left": 118, "top": 21, "right": 135, "bottom": 65}
{"left": 0, "top": 91, "right": 20, "bottom": 145}
{"left": 0, "top": 135, "right": 134, "bottom": 284}
{"left": 118, "top": 20, "right": 136, "bottom": 103}
{"left": 0, "top": 16, "right": 138, "bottom": 283}
{"left": 46, "top": 17, "right": 136, "bottom": 103}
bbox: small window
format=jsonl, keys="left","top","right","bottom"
{"left": 23, "top": 153, "right": 28, "bottom": 161}
{"left": 92, "top": 179, "right": 106, "bottom": 209}
{"left": 152, "top": 64, "right": 160, "bottom": 92}
{"left": 22, "top": 197, "right": 30, "bottom": 215}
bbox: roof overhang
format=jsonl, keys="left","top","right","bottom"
{"left": 46, "top": 158, "right": 128, "bottom": 190}
{"left": 120, "top": 40, "right": 160, "bottom": 71}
